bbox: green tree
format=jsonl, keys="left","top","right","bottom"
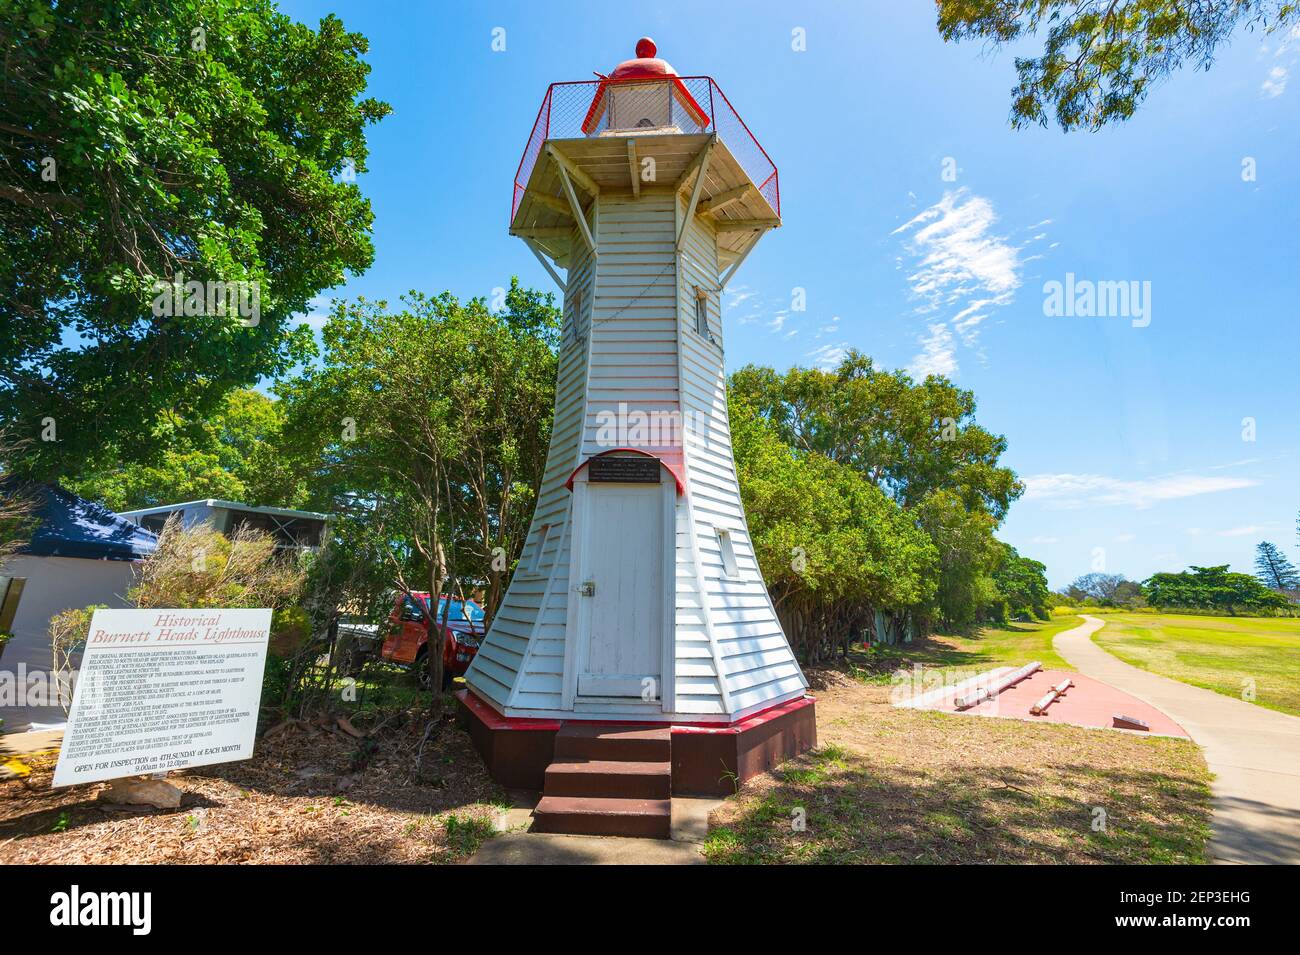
{"left": 1255, "top": 541, "right": 1300, "bottom": 591}
{"left": 1112, "top": 578, "right": 1146, "bottom": 609}
{"left": 915, "top": 490, "right": 1003, "bottom": 628}
{"left": 730, "top": 350, "right": 1024, "bottom": 631}
{"left": 276, "top": 280, "right": 560, "bottom": 691}
{"left": 1144, "top": 564, "right": 1291, "bottom": 614}
{"left": 936, "top": 0, "right": 1299, "bottom": 131}
{"left": 991, "top": 543, "right": 1052, "bottom": 620}
{"left": 730, "top": 394, "right": 937, "bottom": 658}
{"left": 731, "top": 352, "right": 1022, "bottom": 519}
{"left": 65, "top": 388, "right": 306, "bottom": 510}
{"left": 1, "top": 0, "right": 390, "bottom": 479}
{"left": 1067, "top": 572, "right": 1128, "bottom": 605}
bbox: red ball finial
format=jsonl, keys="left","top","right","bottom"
{"left": 635, "top": 37, "right": 656, "bottom": 58}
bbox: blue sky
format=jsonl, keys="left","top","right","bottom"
{"left": 279, "top": 0, "right": 1300, "bottom": 589}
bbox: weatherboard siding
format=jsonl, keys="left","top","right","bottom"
{"left": 675, "top": 196, "right": 807, "bottom": 714}
{"left": 467, "top": 187, "right": 806, "bottom": 721}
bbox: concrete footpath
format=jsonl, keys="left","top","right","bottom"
{"left": 1056, "top": 615, "right": 1300, "bottom": 864}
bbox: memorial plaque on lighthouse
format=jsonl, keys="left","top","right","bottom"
{"left": 587, "top": 455, "right": 661, "bottom": 484}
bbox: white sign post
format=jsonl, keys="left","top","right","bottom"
{"left": 53, "top": 608, "right": 272, "bottom": 787}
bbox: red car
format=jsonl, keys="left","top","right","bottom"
{"left": 380, "top": 592, "right": 486, "bottom": 689}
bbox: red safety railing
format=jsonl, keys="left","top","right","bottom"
{"left": 510, "top": 76, "right": 780, "bottom": 223}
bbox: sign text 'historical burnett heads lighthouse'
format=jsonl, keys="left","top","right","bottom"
{"left": 460, "top": 38, "right": 816, "bottom": 835}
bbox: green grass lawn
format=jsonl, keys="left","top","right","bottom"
{"left": 847, "top": 615, "right": 1083, "bottom": 684}
{"left": 1093, "top": 613, "right": 1300, "bottom": 717}
{"left": 705, "top": 676, "right": 1211, "bottom": 864}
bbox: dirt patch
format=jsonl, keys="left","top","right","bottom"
{"left": 0, "top": 709, "right": 508, "bottom": 865}
{"left": 706, "top": 668, "right": 1212, "bottom": 864}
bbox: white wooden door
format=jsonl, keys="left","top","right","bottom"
{"left": 577, "top": 483, "right": 664, "bottom": 698}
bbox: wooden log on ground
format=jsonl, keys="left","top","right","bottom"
{"left": 955, "top": 661, "right": 1041, "bottom": 710}
{"left": 1030, "top": 677, "right": 1073, "bottom": 715}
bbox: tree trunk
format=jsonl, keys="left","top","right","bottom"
{"left": 426, "top": 541, "right": 446, "bottom": 700}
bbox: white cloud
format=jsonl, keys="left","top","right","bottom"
{"left": 766, "top": 312, "right": 789, "bottom": 332}
{"left": 807, "top": 342, "right": 849, "bottom": 370}
{"left": 908, "top": 323, "right": 957, "bottom": 379}
{"left": 815, "top": 316, "right": 841, "bottom": 339}
{"left": 1262, "top": 64, "right": 1289, "bottom": 98}
{"left": 1022, "top": 472, "right": 1259, "bottom": 510}
{"left": 1030, "top": 535, "right": 1058, "bottom": 544}
{"left": 1218, "top": 524, "right": 1273, "bottom": 537}
{"left": 893, "top": 189, "right": 1039, "bottom": 375}
{"left": 892, "top": 189, "right": 1022, "bottom": 307}
{"left": 726, "top": 285, "right": 755, "bottom": 309}
{"left": 1113, "top": 533, "right": 1137, "bottom": 543}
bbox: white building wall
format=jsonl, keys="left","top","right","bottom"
{"left": 0, "top": 555, "right": 140, "bottom": 731}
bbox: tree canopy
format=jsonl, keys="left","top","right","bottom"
{"left": 730, "top": 350, "right": 1026, "bottom": 632}
{"left": 1, "top": 0, "right": 390, "bottom": 478}
{"left": 65, "top": 388, "right": 305, "bottom": 510}
{"left": 730, "top": 392, "right": 937, "bottom": 658}
{"left": 1144, "top": 564, "right": 1291, "bottom": 614}
{"left": 991, "top": 543, "right": 1053, "bottom": 620}
{"left": 275, "top": 279, "right": 561, "bottom": 626}
{"left": 936, "top": 0, "right": 1299, "bottom": 131}
{"left": 731, "top": 351, "right": 1022, "bottom": 519}
{"left": 728, "top": 348, "right": 1029, "bottom": 639}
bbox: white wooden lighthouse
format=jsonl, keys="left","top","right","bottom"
{"left": 464, "top": 39, "right": 810, "bottom": 736}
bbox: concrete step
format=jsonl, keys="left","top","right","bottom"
{"left": 553, "top": 723, "right": 671, "bottom": 762}
{"left": 532, "top": 795, "right": 672, "bottom": 839}
{"left": 544, "top": 758, "right": 672, "bottom": 799}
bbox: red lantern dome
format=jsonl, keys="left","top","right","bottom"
{"left": 608, "top": 37, "right": 677, "bottom": 80}
{"left": 581, "top": 39, "right": 708, "bottom": 135}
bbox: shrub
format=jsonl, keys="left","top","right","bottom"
{"left": 130, "top": 517, "right": 306, "bottom": 611}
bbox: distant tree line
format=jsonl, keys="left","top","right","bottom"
{"left": 1055, "top": 542, "right": 1300, "bottom": 617}
{"left": 1057, "top": 572, "right": 1146, "bottom": 609}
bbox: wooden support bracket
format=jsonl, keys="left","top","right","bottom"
{"left": 676, "top": 136, "right": 716, "bottom": 251}
{"left": 522, "top": 237, "right": 566, "bottom": 293}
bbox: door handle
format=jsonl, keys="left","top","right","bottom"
{"left": 579, "top": 581, "right": 596, "bottom": 597}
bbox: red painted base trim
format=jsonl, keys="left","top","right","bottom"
{"left": 455, "top": 687, "right": 812, "bottom": 733}
{"left": 455, "top": 688, "right": 562, "bottom": 731}
{"left": 456, "top": 689, "right": 817, "bottom": 796}
{"left": 672, "top": 695, "right": 816, "bottom": 735}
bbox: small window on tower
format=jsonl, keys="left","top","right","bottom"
{"left": 694, "top": 287, "right": 709, "bottom": 337}
{"left": 715, "top": 528, "right": 739, "bottom": 577}
{"left": 529, "top": 524, "right": 552, "bottom": 575}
